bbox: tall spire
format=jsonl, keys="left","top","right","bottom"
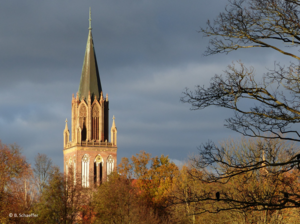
{"left": 78, "top": 8, "right": 102, "bottom": 102}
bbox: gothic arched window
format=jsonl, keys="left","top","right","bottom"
{"left": 92, "top": 105, "right": 99, "bottom": 140}
{"left": 107, "top": 155, "right": 114, "bottom": 177}
{"left": 82, "top": 154, "right": 89, "bottom": 187}
{"left": 94, "top": 155, "right": 103, "bottom": 185}
{"left": 79, "top": 105, "right": 87, "bottom": 141}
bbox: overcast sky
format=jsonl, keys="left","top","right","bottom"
{"left": 0, "top": 0, "right": 291, "bottom": 170}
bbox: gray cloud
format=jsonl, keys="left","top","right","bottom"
{"left": 0, "top": 0, "right": 290, "bottom": 170}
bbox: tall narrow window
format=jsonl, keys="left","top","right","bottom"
{"left": 94, "top": 155, "right": 103, "bottom": 185}
{"left": 99, "top": 163, "right": 102, "bottom": 183}
{"left": 92, "top": 105, "right": 99, "bottom": 140}
{"left": 107, "top": 155, "right": 114, "bottom": 177}
{"left": 94, "top": 162, "right": 96, "bottom": 184}
{"left": 82, "top": 154, "right": 89, "bottom": 187}
{"left": 79, "top": 105, "right": 87, "bottom": 141}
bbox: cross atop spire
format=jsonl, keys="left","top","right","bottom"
{"left": 78, "top": 8, "right": 102, "bottom": 102}
{"left": 89, "top": 7, "right": 92, "bottom": 30}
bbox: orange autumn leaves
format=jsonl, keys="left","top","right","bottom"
{"left": 2, "top": 138, "right": 300, "bottom": 223}
{"left": 92, "top": 151, "right": 179, "bottom": 223}
{"left": 0, "top": 141, "right": 33, "bottom": 223}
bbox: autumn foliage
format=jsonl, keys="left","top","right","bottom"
{"left": 2, "top": 139, "right": 300, "bottom": 223}
{"left": 0, "top": 141, "right": 33, "bottom": 224}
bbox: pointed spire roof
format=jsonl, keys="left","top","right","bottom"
{"left": 112, "top": 115, "right": 116, "bottom": 128}
{"left": 64, "top": 119, "right": 69, "bottom": 131}
{"left": 78, "top": 8, "right": 102, "bottom": 102}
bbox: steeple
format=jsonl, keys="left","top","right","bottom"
{"left": 78, "top": 7, "right": 102, "bottom": 102}
{"left": 64, "top": 8, "right": 118, "bottom": 188}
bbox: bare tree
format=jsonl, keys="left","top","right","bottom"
{"left": 180, "top": 0, "right": 300, "bottom": 214}
{"left": 33, "top": 153, "right": 53, "bottom": 194}
{"left": 175, "top": 138, "right": 300, "bottom": 222}
{"left": 182, "top": 0, "right": 300, "bottom": 142}
{"left": 33, "top": 166, "right": 88, "bottom": 224}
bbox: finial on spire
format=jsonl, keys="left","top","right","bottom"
{"left": 89, "top": 7, "right": 92, "bottom": 30}
{"left": 64, "top": 119, "right": 69, "bottom": 131}
{"left": 65, "top": 119, "right": 68, "bottom": 123}
{"left": 112, "top": 115, "right": 116, "bottom": 127}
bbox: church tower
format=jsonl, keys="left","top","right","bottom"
{"left": 63, "top": 8, "right": 118, "bottom": 187}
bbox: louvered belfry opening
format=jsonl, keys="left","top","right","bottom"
{"left": 79, "top": 105, "right": 87, "bottom": 141}
{"left": 81, "top": 119, "right": 87, "bottom": 141}
{"left": 92, "top": 105, "right": 99, "bottom": 140}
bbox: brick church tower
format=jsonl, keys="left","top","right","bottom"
{"left": 63, "top": 9, "right": 117, "bottom": 187}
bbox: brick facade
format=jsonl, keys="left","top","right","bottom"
{"left": 63, "top": 10, "right": 118, "bottom": 187}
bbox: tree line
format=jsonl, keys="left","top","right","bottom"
{"left": 1, "top": 138, "right": 300, "bottom": 223}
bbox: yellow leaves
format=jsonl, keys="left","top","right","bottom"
{"left": 131, "top": 150, "right": 151, "bottom": 179}
{"left": 117, "top": 150, "right": 180, "bottom": 215}
{"left": 117, "top": 157, "right": 132, "bottom": 177}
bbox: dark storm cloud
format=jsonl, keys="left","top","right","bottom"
{"left": 0, "top": 0, "right": 288, "bottom": 170}
{"left": 0, "top": 1, "right": 229, "bottom": 86}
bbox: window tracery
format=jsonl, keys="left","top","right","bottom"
{"left": 82, "top": 154, "right": 89, "bottom": 187}
{"left": 94, "top": 154, "right": 103, "bottom": 184}
{"left": 107, "top": 155, "right": 114, "bottom": 177}
{"left": 92, "top": 105, "right": 99, "bottom": 140}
